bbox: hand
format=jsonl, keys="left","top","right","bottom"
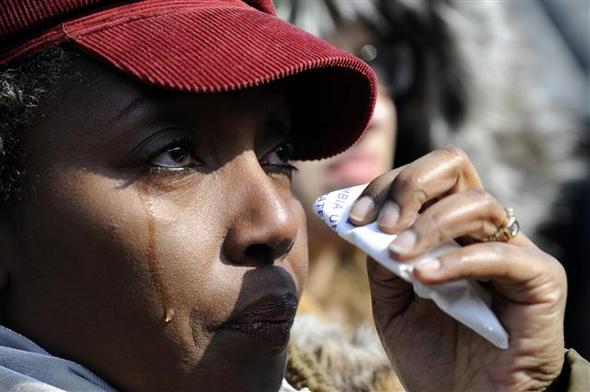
{"left": 349, "top": 148, "right": 566, "bottom": 391}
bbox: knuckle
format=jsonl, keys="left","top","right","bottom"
{"left": 423, "top": 210, "right": 445, "bottom": 230}
{"left": 487, "top": 242, "right": 510, "bottom": 260}
{"left": 414, "top": 188, "right": 428, "bottom": 205}
{"left": 536, "top": 257, "right": 568, "bottom": 307}
{"left": 555, "top": 264, "right": 568, "bottom": 302}
{"left": 392, "top": 173, "right": 428, "bottom": 205}
{"left": 469, "top": 188, "right": 490, "bottom": 200}
{"left": 412, "top": 216, "right": 438, "bottom": 245}
{"left": 471, "top": 189, "right": 499, "bottom": 212}
{"left": 479, "top": 220, "right": 498, "bottom": 237}
{"left": 442, "top": 147, "right": 469, "bottom": 162}
{"left": 554, "top": 260, "right": 567, "bottom": 284}
{"left": 441, "top": 147, "right": 480, "bottom": 182}
{"left": 436, "top": 225, "right": 453, "bottom": 245}
{"left": 465, "top": 189, "right": 504, "bottom": 225}
{"left": 466, "top": 188, "right": 490, "bottom": 204}
{"left": 392, "top": 171, "right": 417, "bottom": 191}
{"left": 416, "top": 214, "right": 452, "bottom": 247}
{"left": 540, "top": 251, "right": 568, "bottom": 284}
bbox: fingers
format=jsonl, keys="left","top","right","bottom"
{"left": 349, "top": 168, "right": 402, "bottom": 224}
{"left": 387, "top": 189, "right": 506, "bottom": 260}
{"left": 349, "top": 148, "right": 483, "bottom": 231}
{"left": 347, "top": 147, "right": 561, "bottom": 304}
{"left": 385, "top": 148, "right": 483, "bottom": 232}
{"left": 412, "top": 241, "right": 567, "bottom": 305}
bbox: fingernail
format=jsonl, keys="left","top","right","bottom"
{"left": 415, "top": 257, "right": 441, "bottom": 272}
{"left": 349, "top": 196, "right": 375, "bottom": 223}
{"left": 378, "top": 201, "right": 400, "bottom": 229}
{"left": 389, "top": 230, "right": 416, "bottom": 254}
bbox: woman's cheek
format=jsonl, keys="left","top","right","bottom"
{"left": 53, "top": 173, "right": 226, "bottom": 358}
{"left": 11, "top": 169, "right": 186, "bottom": 364}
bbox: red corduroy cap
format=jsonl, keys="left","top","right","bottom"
{"left": 0, "top": 0, "right": 376, "bottom": 160}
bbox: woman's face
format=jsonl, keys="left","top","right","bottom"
{"left": 1, "top": 55, "right": 307, "bottom": 391}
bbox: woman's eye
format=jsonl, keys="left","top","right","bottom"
{"left": 261, "top": 144, "right": 293, "bottom": 165}
{"left": 150, "top": 143, "right": 200, "bottom": 169}
{"left": 261, "top": 143, "right": 297, "bottom": 177}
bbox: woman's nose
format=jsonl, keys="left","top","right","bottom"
{"left": 222, "top": 162, "right": 298, "bottom": 267}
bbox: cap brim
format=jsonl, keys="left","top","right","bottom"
{"left": 62, "top": 1, "right": 377, "bottom": 160}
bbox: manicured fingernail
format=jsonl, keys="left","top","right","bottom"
{"left": 378, "top": 201, "right": 400, "bottom": 229}
{"left": 349, "top": 196, "right": 375, "bottom": 222}
{"left": 389, "top": 230, "right": 416, "bottom": 254}
{"left": 415, "top": 257, "right": 441, "bottom": 272}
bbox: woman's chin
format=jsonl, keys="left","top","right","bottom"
{"left": 181, "top": 335, "right": 288, "bottom": 392}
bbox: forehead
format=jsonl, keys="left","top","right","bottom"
{"left": 34, "top": 53, "right": 290, "bottom": 145}
{"left": 54, "top": 53, "right": 288, "bottom": 116}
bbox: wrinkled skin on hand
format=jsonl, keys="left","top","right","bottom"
{"left": 349, "top": 148, "right": 567, "bottom": 391}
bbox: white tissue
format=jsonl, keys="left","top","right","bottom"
{"left": 313, "top": 184, "right": 509, "bottom": 349}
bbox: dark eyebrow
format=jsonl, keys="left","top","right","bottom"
{"left": 108, "top": 92, "right": 152, "bottom": 126}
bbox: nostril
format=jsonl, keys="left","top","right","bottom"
{"left": 244, "top": 244, "right": 274, "bottom": 266}
{"left": 243, "top": 239, "right": 295, "bottom": 266}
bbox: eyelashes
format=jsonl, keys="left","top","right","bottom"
{"left": 263, "top": 164, "right": 298, "bottom": 180}
{"left": 148, "top": 140, "right": 202, "bottom": 170}
{"left": 137, "top": 134, "right": 297, "bottom": 180}
{"left": 259, "top": 143, "right": 298, "bottom": 179}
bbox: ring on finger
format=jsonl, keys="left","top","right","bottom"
{"left": 486, "top": 207, "right": 519, "bottom": 242}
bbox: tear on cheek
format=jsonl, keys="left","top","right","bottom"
{"left": 136, "top": 184, "right": 175, "bottom": 326}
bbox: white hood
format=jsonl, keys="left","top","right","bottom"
{"left": 0, "top": 325, "right": 115, "bottom": 392}
{"left": 0, "top": 324, "right": 306, "bottom": 392}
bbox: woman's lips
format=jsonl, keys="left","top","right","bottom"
{"left": 328, "top": 153, "right": 382, "bottom": 185}
{"left": 215, "top": 293, "right": 298, "bottom": 349}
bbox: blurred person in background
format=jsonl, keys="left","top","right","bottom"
{"left": 276, "top": 0, "right": 590, "bottom": 364}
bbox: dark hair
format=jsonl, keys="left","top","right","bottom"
{"left": 0, "top": 46, "right": 72, "bottom": 216}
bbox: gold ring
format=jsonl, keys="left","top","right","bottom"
{"left": 487, "top": 207, "right": 519, "bottom": 242}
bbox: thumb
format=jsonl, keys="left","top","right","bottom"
{"left": 366, "top": 257, "right": 414, "bottom": 326}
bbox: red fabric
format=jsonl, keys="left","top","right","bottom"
{"left": 0, "top": 0, "right": 106, "bottom": 41}
{"left": 0, "top": 0, "right": 377, "bottom": 160}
